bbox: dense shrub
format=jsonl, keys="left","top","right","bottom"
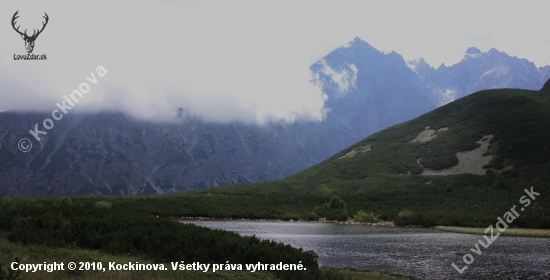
{"left": 0, "top": 199, "right": 320, "bottom": 280}
{"left": 314, "top": 196, "right": 348, "bottom": 221}
{"left": 352, "top": 210, "right": 379, "bottom": 223}
{"left": 0, "top": 258, "right": 20, "bottom": 280}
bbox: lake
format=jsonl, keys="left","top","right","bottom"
{"left": 180, "top": 219, "right": 550, "bottom": 280}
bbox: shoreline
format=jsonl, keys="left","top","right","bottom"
{"left": 173, "top": 216, "right": 397, "bottom": 227}
{"left": 434, "top": 226, "right": 550, "bottom": 238}
{"left": 176, "top": 217, "right": 550, "bottom": 238}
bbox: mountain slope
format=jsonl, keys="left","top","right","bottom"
{"left": 0, "top": 112, "right": 325, "bottom": 196}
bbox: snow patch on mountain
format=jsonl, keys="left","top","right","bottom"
{"left": 442, "top": 88, "right": 458, "bottom": 104}
{"left": 407, "top": 60, "right": 419, "bottom": 74}
{"left": 464, "top": 52, "right": 482, "bottom": 59}
{"left": 481, "top": 65, "right": 511, "bottom": 78}
{"left": 315, "top": 59, "right": 358, "bottom": 97}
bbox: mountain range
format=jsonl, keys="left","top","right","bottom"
{"left": 1, "top": 37, "right": 549, "bottom": 196}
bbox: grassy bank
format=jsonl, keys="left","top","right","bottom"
{"left": 0, "top": 196, "right": 427, "bottom": 280}
{"left": 0, "top": 237, "right": 273, "bottom": 280}
{"left": 0, "top": 197, "right": 322, "bottom": 280}
{"left": 0, "top": 238, "right": 421, "bottom": 280}
{"left": 434, "top": 226, "right": 550, "bottom": 238}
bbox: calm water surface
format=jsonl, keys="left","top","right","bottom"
{"left": 180, "top": 220, "right": 550, "bottom": 280}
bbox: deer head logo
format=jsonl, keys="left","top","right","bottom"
{"left": 11, "top": 11, "right": 49, "bottom": 53}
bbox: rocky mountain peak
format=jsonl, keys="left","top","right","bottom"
{"left": 465, "top": 47, "right": 482, "bottom": 55}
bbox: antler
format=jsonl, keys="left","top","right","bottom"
{"left": 11, "top": 10, "right": 27, "bottom": 37}
{"left": 30, "top": 13, "right": 49, "bottom": 38}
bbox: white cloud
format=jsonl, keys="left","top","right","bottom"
{"left": 0, "top": 0, "right": 548, "bottom": 122}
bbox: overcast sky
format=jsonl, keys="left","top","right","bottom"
{"left": 1, "top": 0, "right": 548, "bottom": 124}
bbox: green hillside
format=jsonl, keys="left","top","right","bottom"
{"left": 294, "top": 87, "right": 550, "bottom": 183}
{"left": 182, "top": 87, "right": 550, "bottom": 228}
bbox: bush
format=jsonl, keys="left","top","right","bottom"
{"left": 394, "top": 209, "right": 435, "bottom": 226}
{"left": 494, "top": 173, "right": 507, "bottom": 189}
{"left": 0, "top": 258, "right": 20, "bottom": 280}
{"left": 314, "top": 196, "right": 348, "bottom": 221}
{"left": 353, "top": 210, "right": 379, "bottom": 223}
{"left": 398, "top": 209, "right": 413, "bottom": 219}
{"left": 95, "top": 201, "right": 112, "bottom": 210}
